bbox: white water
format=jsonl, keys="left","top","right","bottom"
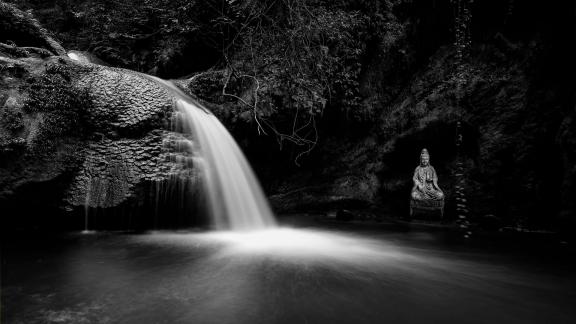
{"left": 149, "top": 78, "right": 276, "bottom": 231}
{"left": 67, "top": 51, "right": 276, "bottom": 231}
{"left": 67, "top": 51, "right": 91, "bottom": 63}
{"left": 174, "top": 99, "right": 277, "bottom": 230}
{"left": 37, "top": 57, "right": 573, "bottom": 324}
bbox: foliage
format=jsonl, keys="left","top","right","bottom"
{"left": 49, "top": 0, "right": 233, "bottom": 74}
{"left": 11, "top": 0, "right": 405, "bottom": 161}
{"left": 215, "top": 0, "right": 403, "bottom": 161}
{"left": 0, "top": 106, "right": 23, "bottom": 132}
{"left": 23, "top": 63, "right": 90, "bottom": 151}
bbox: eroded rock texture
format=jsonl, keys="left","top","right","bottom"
{"left": 66, "top": 132, "right": 193, "bottom": 208}
{"left": 77, "top": 67, "right": 173, "bottom": 134}
{"left": 0, "top": 54, "right": 200, "bottom": 212}
{"left": 0, "top": 4, "right": 197, "bottom": 222}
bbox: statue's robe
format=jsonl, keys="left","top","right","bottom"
{"left": 411, "top": 165, "right": 444, "bottom": 201}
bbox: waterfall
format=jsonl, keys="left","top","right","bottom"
{"left": 67, "top": 49, "right": 276, "bottom": 231}
{"left": 150, "top": 78, "right": 277, "bottom": 231}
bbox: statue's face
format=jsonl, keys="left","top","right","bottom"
{"left": 421, "top": 155, "right": 429, "bottom": 166}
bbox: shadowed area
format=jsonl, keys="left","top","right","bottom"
{"left": 3, "top": 222, "right": 575, "bottom": 324}
{"left": 1, "top": 2, "right": 576, "bottom": 324}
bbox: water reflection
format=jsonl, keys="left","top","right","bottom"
{"left": 3, "top": 228, "right": 575, "bottom": 324}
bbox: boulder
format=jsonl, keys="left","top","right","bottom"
{"left": 0, "top": 5, "right": 199, "bottom": 225}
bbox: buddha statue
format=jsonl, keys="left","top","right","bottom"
{"left": 411, "top": 148, "right": 444, "bottom": 202}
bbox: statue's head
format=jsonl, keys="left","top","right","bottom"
{"left": 420, "top": 148, "right": 430, "bottom": 166}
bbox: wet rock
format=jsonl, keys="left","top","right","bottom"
{"left": 0, "top": 25, "right": 199, "bottom": 214}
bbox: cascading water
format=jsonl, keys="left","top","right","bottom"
{"left": 10, "top": 56, "right": 571, "bottom": 324}
{"left": 174, "top": 100, "right": 277, "bottom": 230}
{"left": 69, "top": 51, "right": 275, "bottom": 231}
{"left": 67, "top": 52, "right": 344, "bottom": 252}
{"left": 150, "top": 78, "right": 277, "bottom": 231}
{"left": 69, "top": 51, "right": 96, "bottom": 234}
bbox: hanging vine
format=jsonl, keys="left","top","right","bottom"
{"left": 451, "top": 0, "right": 473, "bottom": 237}
{"left": 453, "top": 0, "right": 472, "bottom": 94}
{"left": 214, "top": 0, "right": 386, "bottom": 165}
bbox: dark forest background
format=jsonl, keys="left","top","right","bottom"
{"left": 1, "top": 0, "right": 575, "bottom": 237}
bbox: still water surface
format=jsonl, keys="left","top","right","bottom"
{"left": 2, "top": 220, "right": 575, "bottom": 324}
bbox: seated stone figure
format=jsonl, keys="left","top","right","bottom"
{"left": 410, "top": 148, "right": 444, "bottom": 217}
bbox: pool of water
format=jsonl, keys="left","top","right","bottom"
{"left": 2, "top": 218, "right": 575, "bottom": 324}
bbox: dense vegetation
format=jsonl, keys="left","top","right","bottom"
{"left": 2, "top": 0, "right": 575, "bottom": 235}
{"left": 9, "top": 0, "right": 410, "bottom": 159}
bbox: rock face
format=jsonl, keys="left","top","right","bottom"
{"left": 1, "top": 0, "right": 574, "bottom": 236}
{"left": 0, "top": 4, "right": 199, "bottom": 228}
{"left": 175, "top": 1, "right": 576, "bottom": 235}
{"left": 262, "top": 42, "right": 574, "bottom": 232}
{"left": 377, "top": 44, "right": 573, "bottom": 229}
{"left": 65, "top": 66, "right": 194, "bottom": 208}
{"left": 0, "top": 54, "right": 194, "bottom": 209}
